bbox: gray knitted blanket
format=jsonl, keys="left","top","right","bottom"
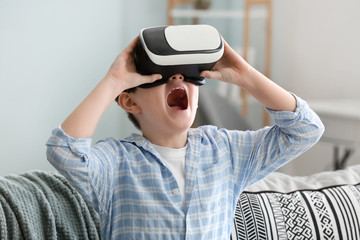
{"left": 0, "top": 171, "right": 100, "bottom": 240}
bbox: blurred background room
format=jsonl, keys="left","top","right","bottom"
{"left": 1, "top": 0, "right": 359, "bottom": 176}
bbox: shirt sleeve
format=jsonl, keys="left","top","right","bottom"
{"left": 46, "top": 128, "right": 118, "bottom": 214}
{"left": 220, "top": 94, "right": 324, "bottom": 191}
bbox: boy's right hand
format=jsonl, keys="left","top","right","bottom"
{"left": 105, "top": 37, "right": 162, "bottom": 94}
{"left": 61, "top": 37, "right": 161, "bottom": 139}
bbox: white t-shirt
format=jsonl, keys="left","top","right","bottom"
{"left": 153, "top": 144, "right": 186, "bottom": 208}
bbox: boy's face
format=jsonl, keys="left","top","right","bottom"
{"left": 131, "top": 74, "right": 199, "bottom": 135}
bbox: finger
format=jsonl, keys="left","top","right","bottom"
{"left": 222, "top": 38, "right": 237, "bottom": 56}
{"left": 124, "top": 36, "right": 139, "bottom": 54}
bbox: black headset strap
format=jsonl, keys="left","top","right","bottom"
{"left": 124, "top": 77, "right": 206, "bottom": 92}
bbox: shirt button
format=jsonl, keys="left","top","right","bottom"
{"left": 172, "top": 188, "right": 179, "bottom": 195}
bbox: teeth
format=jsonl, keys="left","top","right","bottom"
{"left": 172, "top": 87, "right": 185, "bottom": 91}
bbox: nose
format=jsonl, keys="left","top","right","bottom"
{"left": 169, "top": 74, "right": 184, "bottom": 81}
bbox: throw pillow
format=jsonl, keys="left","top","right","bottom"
{"left": 231, "top": 165, "right": 360, "bottom": 240}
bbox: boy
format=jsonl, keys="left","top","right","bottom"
{"left": 46, "top": 34, "right": 324, "bottom": 239}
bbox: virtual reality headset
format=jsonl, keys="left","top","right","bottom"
{"left": 129, "top": 24, "right": 224, "bottom": 90}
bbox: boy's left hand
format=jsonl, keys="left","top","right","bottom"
{"left": 200, "top": 39, "right": 252, "bottom": 88}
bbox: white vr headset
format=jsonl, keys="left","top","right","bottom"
{"left": 130, "top": 24, "right": 224, "bottom": 90}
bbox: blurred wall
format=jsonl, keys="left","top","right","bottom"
{"left": 272, "top": 0, "right": 360, "bottom": 100}
{"left": 0, "top": 0, "right": 126, "bottom": 175}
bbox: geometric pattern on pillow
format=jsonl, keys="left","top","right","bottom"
{"left": 231, "top": 184, "right": 360, "bottom": 240}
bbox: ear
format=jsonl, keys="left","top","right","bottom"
{"left": 117, "top": 92, "right": 141, "bottom": 114}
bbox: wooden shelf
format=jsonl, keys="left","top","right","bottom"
{"left": 170, "top": 8, "right": 266, "bottom": 19}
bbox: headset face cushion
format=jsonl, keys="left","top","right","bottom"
{"left": 132, "top": 25, "right": 224, "bottom": 89}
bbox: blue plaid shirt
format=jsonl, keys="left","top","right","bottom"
{"left": 46, "top": 95, "right": 324, "bottom": 240}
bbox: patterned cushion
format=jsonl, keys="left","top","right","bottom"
{"left": 231, "top": 165, "right": 360, "bottom": 240}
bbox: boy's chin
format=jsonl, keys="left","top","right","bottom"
{"left": 178, "top": 118, "right": 196, "bottom": 131}
{"left": 166, "top": 115, "right": 195, "bottom": 132}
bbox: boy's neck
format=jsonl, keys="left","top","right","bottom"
{"left": 142, "top": 129, "right": 188, "bottom": 149}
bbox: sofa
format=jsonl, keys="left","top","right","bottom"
{"left": 1, "top": 165, "right": 360, "bottom": 239}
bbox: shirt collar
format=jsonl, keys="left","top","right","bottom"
{"left": 122, "top": 128, "right": 202, "bottom": 149}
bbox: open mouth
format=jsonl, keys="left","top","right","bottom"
{"left": 167, "top": 87, "right": 188, "bottom": 110}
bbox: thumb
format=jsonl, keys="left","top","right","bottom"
{"left": 200, "top": 70, "right": 223, "bottom": 81}
{"left": 141, "top": 74, "right": 162, "bottom": 84}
